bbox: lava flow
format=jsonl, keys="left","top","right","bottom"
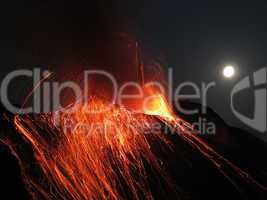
{"left": 11, "top": 95, "right": 177, "bottom": 200}
{"left": 4, "top": 91, "right": 265, "bottom": 200}
{"left": 1, "top": 40, "right": 266, "bottom": 199}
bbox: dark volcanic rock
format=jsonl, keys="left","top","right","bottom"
{"left": 0, "top": 103, "right": 266, "bottom": 200}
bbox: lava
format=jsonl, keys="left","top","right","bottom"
{"left": 11, "top": 96, "right": 177, "bottom": 200}
{"left": 1, "top": 40, "right": 266, "bottom": 199}
{"left": 6, "top": 92, "right": 266, "bottom": 200}
{"left": 143, "top": 94, "right": 174, "bottom": 120}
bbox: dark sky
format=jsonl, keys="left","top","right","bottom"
{"left": 3, "top": 1, "right": 267, "bottom": 131}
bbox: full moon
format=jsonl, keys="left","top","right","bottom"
{"left": 223, "top": 65, "right": 235, "bottom": 78}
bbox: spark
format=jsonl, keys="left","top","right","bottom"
{"left": 12, "top": 97, "right": 177, "bottom": 200}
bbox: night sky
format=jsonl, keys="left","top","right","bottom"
{"left": 3, "top": 1, "right": 267, "bottom": 134}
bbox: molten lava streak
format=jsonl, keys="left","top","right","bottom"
{"left": 143, "top": 94, "right": 174, "bottom": 120}
{"left": 3, "top": 93, "right": 267, "bottom": 200}
{"left": 11, "top": 97, "right": 177, "bottom": 200}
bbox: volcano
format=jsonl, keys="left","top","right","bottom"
{"left": 0, "top": 98, "right": 266, "bottom": 200}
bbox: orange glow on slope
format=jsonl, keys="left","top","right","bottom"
{"left": 3, "top": 34, "right": 266, "bottom": 200}
{"left": 8, "top": 91, "right": 267, "bottom": 200}
{"left": 12, "top": 97, "right": 176, "bottom": 200}
{"left": 143, "top": 94, "right": 174, "bottom": 120}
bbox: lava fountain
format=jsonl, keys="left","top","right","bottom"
{"left": 12, "top": 96, "right": 177, "bottom": 200}
{"left": 0, "top": 39, "right": 266, "bottom": 200}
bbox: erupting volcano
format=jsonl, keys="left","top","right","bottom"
{"left": 0, "top": 40, "right": 266, "bottom": 200}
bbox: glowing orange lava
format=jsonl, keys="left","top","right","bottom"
{"left": 11, "top": 97, "right": 177, "bottom": 200}
{"left": 1, "top": 44, "right": 266, "bottom": 199}
{"left": 143, "top": 94, "right": 174, "bottom": 120}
